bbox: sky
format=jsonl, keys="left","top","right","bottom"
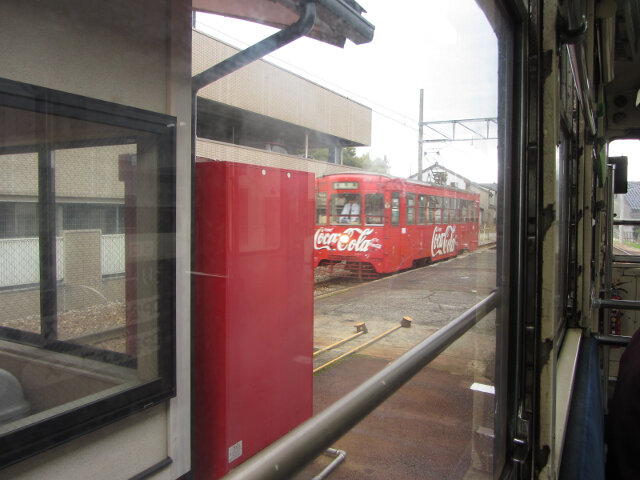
{"left": 195, "top": 2, "right": 500, "bottom": 183}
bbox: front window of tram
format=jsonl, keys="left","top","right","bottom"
{"left": 195, "top": 1, "right": 509, "bottom": 478}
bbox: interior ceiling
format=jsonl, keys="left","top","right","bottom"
{"left": 192, "top": 0, "right": 374, "bottom": 48}
{"left": 603, "top": 0, "right": 640, "bottom": 140}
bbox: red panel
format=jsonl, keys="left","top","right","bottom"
{"left": 194, "top": 161, "right": 314, "bottom": 479}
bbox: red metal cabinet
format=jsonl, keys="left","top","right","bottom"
{"left": 194, "top": 160, "right": 314, "bottom": 479}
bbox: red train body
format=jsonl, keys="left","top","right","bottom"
{"left": 313, "top": 172, "right": 480, "bottom": 276}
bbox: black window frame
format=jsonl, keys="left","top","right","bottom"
{"left": 0, "top": 77, "right": 176, "bottom": 468}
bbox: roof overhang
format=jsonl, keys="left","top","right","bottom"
{"left": 192, "top": 0, "right": 374, "bottom": 47}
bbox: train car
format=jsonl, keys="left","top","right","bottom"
{"left": 313, "top": 172, "right": 480, "bottom": 276}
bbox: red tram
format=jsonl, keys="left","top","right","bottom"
{"left": 314, "top": 172, "right": 480, "bottom": 277}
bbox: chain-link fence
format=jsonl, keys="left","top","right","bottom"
{"left": 101, "top": 234, "right": 125, "bottom": 276}
{"left": 0, "top": 237, "right": 64, "bottom": 288}
{"left": 0, "top": 235, "right": 126, "bottom": 288}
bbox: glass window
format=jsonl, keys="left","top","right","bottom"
{"left": 418, "top": 194, "right": 426, "bottom": 225}
{"left": 0, "top": 202, "right": 38, "bottom": 238}
{"left": 427, "top": 195, "right": 436, "bottom": 225}
{"left": 330, "top": 193, "right": 361, "bottom": 225}
{"left": 406, "top": 193, "right": 416, "bottom": 225}
{"left": 442, "top": 197, "right": 450, "bottom": 224}
{"left": 195, "top": 1, "right": 513, "bottom": 477}
{"left": 461, "top": 200, "right": 468, "bottom": 223}
{"left": 315, "top": 192, "right": 327, "bottom": 225}
{"left": 435, "top": 196, "right": 443, "bottom": 225}
{"left": 0, "top": 79, "right": 175, "bottom": 465}
{"left": 612, "top": 140, "right": 640, "bottom": 250}
{"left": 365, "top": 193, "right": 384, "bottom": 225}
{"left": 391, "top": 191, "right": 400, "bottom": 225}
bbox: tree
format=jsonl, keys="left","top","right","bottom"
{"left": 343, "top": 150, "right": 390, "bottom": 174}
{"left": 342, "top": 147, "right": 358, "bottom": 166}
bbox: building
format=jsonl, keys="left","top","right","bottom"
{"left": 614, "top": 181, "right": 640, "bottom": 242}
{"left": 409, "top": 162, "right": 497, "bottom": 230}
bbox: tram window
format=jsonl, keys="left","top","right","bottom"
{"left": 365, "top": 193, "right": 384, "bottom": 225}
{"left": 450, "top": 198, "right": 456, "bottom": 223}
{"left": 418, "top": 194, "right": 426, "bottom": 225}
{"left": 406, "top": 193, "right": 416, "bottom": 225}
{"left": 0, "top": 79, "right": 175, "bottom": 464}
{"left": 316, "top": 192, "right": 327, "bottom": 225}
{"left": 391, "top": 191, "right": 400, "bottom": 225}
{"left": 330, "top": 193, "right": 361, "bottom": 225}
{"left": 434, "top": 196, "right": 443, "bottom": 225}
{"left": 443, "top": 198, "right": 450, "bottom": 224}
{"left": 461, "top": 200, "right": 468, "bottom": 223}
{"left": 427, "top": 195, "right": 436, "bottom": 225}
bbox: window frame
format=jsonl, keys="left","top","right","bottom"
{"left": 365, "top": 193, "right": 385, "bottom": 225}
{"left": 391, "top": 191, "right": 401, "bottom": 226}
{"left": 417, "top": 194, "right": 427, "bottom": 225}
{"left": 330, "top": 193, "right": 362, "bottom": 225}
{"left": 406, "top": 192, "right": 416, "bottom": 225}
{"left": 315, "top": 192, "right": 327, "bottom": 225}
{"left": 0, "top": 77, "right": 177, "bottom": 468}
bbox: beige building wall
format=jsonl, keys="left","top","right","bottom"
{"left": 0, "top": 146, "right": 131, "bottom": 201}
{"left": 197, "top": 138, "right": 360, "bottom": 177}
{"left": 0, "top": 1, "right": 169, "bottom": 114}
{"left": 193, "top": 30, "right": 372, "bottom": 146}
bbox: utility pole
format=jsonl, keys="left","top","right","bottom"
{"left": 418, "top": 89, "right": 424, "bottom": 182}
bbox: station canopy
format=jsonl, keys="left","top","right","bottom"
{"left": 192, "top": 0, "right": 374, "bottom": 47}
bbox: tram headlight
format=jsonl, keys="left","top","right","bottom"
{"left": 339, "top": 233, "right": 351, "bottom": 244}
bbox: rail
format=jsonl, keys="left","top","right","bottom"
{"left": 613, "top": 255, "right": 640, "bottom": 264}
{"left": 222, "top": 290, "right": 499, "bottom": 479}
{"left": 592, "top": 298, "right": 640, "bottom": 311}
{"left": 593, "top": 334, "right": 632, "bottom": 347}
{"left": 613, "top": 220, "right": 640, "bottom": 226}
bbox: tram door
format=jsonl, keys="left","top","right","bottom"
{"left": 194, "top": 160, "right": 314, "bottom": 479}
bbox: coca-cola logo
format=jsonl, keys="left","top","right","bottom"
{"left": 431, "top": 225, "right": 457, "bottom": 257}
{"left": 314, "top": 227, "right": 381, "bottom": 253}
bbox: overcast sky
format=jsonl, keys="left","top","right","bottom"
{"left": 195, "top": 2, "right": 497, "bottom": 183}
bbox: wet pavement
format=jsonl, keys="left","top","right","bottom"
{"left": 313, "top": 248, "right": 497, "bottom": 377}
{"left": 298, "top": 248, "right": 497, "bottom": 479}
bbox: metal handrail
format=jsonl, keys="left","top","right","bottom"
{"left": 613, "top": 220, "right": 640, "bottom": 226}
{"left": 593, "top": 334, "right": 632, "bottom": 347}
{"left": 223, "top": 291, "right": 500, "bottom": 479}
{"left": 613, "top": 255, "right": 640, "bottom": 264}
{"left": 592, "top": 298, "right": 640, "bottom": 311}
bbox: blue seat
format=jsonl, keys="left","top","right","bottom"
{"left": 559, "top": 336, "right": 605, "bottom": 480}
